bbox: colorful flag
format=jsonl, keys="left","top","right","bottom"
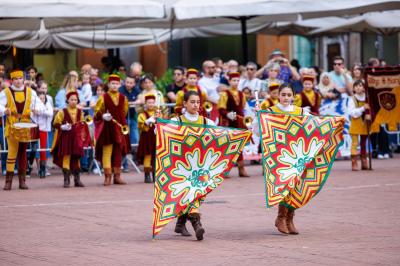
{"left": 152, "top": 119, "right": 252, "bottom": 237}
{"left": 258, "top": 112, "right": 344, "bottom": 209}
{"left": 365, "top": 66, "right": 400, "bottom": 133}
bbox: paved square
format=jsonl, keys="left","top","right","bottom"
{"left": 1, "top": 156, "right": 399, "bottom": 265}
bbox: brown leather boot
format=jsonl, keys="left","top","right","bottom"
{"left": 103, "top": 168, "right": 112, "bottom": 186}
{"left": 275, "top": 205, "right": 290, "bottom": 234}
{"left": 113, "top": 167, "right": 126, "bottom": 185}
{"left": 286, "top": 208, "right": 299, "bottom": 235}
{"left": 144, "top": 167, "right": 152, "bottom": 183}
{"left": 62, "top": 168, "right": 71, "bottom": 188}
{"left": 73, "top": 170, "right": 85, "bottom": 187}
{"left": 3, "top": 171, "right": 14, "bottom": 190}
{"left": 237, "top": 160, "right": 250, "bottom": 177}
{"left": 174, "top": 214, "right": 192, "bottom": 236}
{"left": 351, "top": 155, "right": 359, "bottom": 171}
{"left": 188, "top": 213, "right": 205, "bottom": 241}
{"left": 18, "top": 170, "right": 28, "bottom": 190}
{"left": 361, "top": 155, "right": 369, "bottom": 170}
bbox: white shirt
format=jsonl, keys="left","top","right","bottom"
{"left": 348, "top": 94, "right": 366, "bottom": 119}
{"left": 0, "top": 85, "right": 46, "bottom": 117}
{"left": 171, "top": 112, "right": 215, "bottom": 126}
{"left": 31, "top": 99, "right": 54, "bottom": 132}
{"left": 239, "top": 78, "right": 263, "bottom": 92}
{"left": 198, "top": 76, "right": 220, "bottom": 104}
{"left": 80, "top": 83, "right": 93, "bottom": 103}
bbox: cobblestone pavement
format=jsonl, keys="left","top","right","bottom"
{"left": 1, "top": 155, "right": 399, "bottom": 266}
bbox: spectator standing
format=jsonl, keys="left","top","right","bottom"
{"left": 329, "top": 56, "right": 353, "bottom": 96}
{"left": 166, "top": 66, "right": 186, "bottom": 103}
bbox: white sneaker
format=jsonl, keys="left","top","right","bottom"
{"left": 377, "top": 154, "right": 384, "bottom": 159}
{"left": 383, "top": 153, "right": 390, "bottom": 159}
{"left": 93, "top": 168, "right": 100, "bottom": 175}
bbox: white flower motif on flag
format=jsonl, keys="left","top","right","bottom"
{"left": 171, "top": 149, "right": 227, "bottom": 205}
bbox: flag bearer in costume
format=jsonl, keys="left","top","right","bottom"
{"left": 174, "top": 68, "right": 208, "bottom": 117}
{"left": 0, "top": 69, "right": 45, "bottom": 190}
{"left": 260, "top": 82, "right": 280, "bottom": 110}
{"left": 265, "top": 84, "right": 309, "bottom": 235}
{"left": 171, "top": 90, "right": 215, "bottom": 240}
{"left": 51, "top": 90, "right": 88, "bottom": 188}
{"left": 294, "top": 75, "right": 321, "bottom": 115}
{"left": 137, "top": 94, "right": 158, "bottom": 183}
{"left": 94, "top": 74, "right": 130, "bottom": 186}
{"left": 218, "top": 72, "right": 249, "bottom": 177}
{"left": 348, "top": 80, "right": 371, "bottom": 171}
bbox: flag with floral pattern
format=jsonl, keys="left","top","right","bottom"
{"left": 258, "top": 112, "right": 344, "bottom": 210}
{"left": 152, "top": 119, "right": 252, "bottom": 237}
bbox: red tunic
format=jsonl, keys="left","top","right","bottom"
{"left": 136, "top": 112, "right": 156, "bottom": 165}
{"left": 219, "top": 90, "right": 246, "bottom": 129}
{"left": 300, "top": 91, "right": 320, "bottom": 115}
{"left": 94, "top": 93, "right": 131, "bottom": 162}
{"left": 52, "top": 109, "right": 90, "bottom": 168}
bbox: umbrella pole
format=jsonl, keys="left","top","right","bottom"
{"left": 240, "top": 16, "right": 249, "bottom": 64}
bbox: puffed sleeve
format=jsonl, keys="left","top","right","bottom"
{"left": 53, "top": 110, "right": 64, "bottom": 129}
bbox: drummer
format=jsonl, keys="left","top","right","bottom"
{"left": 0, "top": 69, "right": 46, "bottom": 190}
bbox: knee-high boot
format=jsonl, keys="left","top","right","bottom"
{"left": 3, "top": 171, "right": 14, "bottom": 190}
{"left": 188, "top": 213, "right": 205, "bottom": 241}
{"left": 275, "top": 205, "right": 289, "bottom": 234}
{"left": 286, "top": 208, "right": 299, "bottom": 234}
{"left": 62, "top": 168, "right": 71, "bottom": 188}
{"left": 18, "top": 170, "right": 28, "bottom": 190}
{"left": 174, "top": 214, "right": 192, "bottom": 236}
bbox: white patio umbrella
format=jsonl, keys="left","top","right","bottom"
{"left": 0, "top": 0, "right": 165, "bottom": 31}
{"left": 171, "top": 0, "right": 400, "bottom": 62}
{"left": 310, "top": 10, "right": 400, "bottom": 36}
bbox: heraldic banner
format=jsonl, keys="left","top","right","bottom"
{"left": 365, "top": 66, "right": 400, "bottom": 133}
{"left": 258, "top": 112, "right": 344, "bottom": 210}
{"left": 152, "top": 119, "right": 252, "bottom": 237}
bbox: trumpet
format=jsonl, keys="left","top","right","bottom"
{"left": 243, "top": 116, "right": 253, "bottom": 128}
{"left": 84, "top": 115, "right": 93, "bottom": 125}
{"left": 112, "top": 118, "right": 130, "bottom": 135}
{"left": 204, "top": 101, "right": 213, "bottom": 113}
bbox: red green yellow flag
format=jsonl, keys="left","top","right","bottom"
{"left": 258, "top": 112, "right": 344, "bottom": 209}
{"left": 152, "top": 119, "right": 252, "bottom": 237}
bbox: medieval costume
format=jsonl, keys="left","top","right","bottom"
{"left": 294, "top": 76, "right": 321, "bottom": 115}
{"left": 0, "top": 69, "right": 45, "bottom": 190}
{"left": 137, "top": 94, "right": 157, "bottom": 183}
{"left": 218, "top": 72, "right": 249, "bottom": 177}
{"left": 94, "top": 74, "right": 130, "bottom": 186}
{"left": 174, "top": 69, "right": 208, "bottom": 116}
{"left": 51, "top": 90, "right": 89, "bottom": 187}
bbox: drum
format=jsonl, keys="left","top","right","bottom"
{"left": 10, "top": 122, "right": 39, "bottom": 142}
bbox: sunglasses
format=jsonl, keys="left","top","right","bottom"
{"left": 333, "top": 62, "right": 343, "bottom": 66}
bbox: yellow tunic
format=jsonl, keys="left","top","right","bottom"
{"left": 261, "top": 98, "right": 279, "bottom": 110}
{"left": 3, "top": 87, "right": 32, "bottom": 137}
{"left": 94, "top": 90, "right": 129, "bottom": 118}
{"left": 51, "top": 107, "right": 84, "bottom": 151}
{"left": 138, "top": 109, "right": 156, "bottom": 133}
{"left": 294, "top": 90, "right": 321, "bottom": 108}
{"left": 53, "top": 107, "right": 84, "bottom": 126}
{"left": 174, "top": 85, "right": 207, "bottom": 114}
{"left": 218, "top": 88, "right": 247, "bottom": 110}
{"left": 268, "top": 105, "right": 303, "bottom": 115}
{"left": 349, "top": 97, "right": 368, "bottom": 135}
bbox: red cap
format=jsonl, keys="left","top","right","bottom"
{"left": 66, "top": 90, "right": 80, "bottom": 103}
{"left": 144, "top": 93, "right": 156, "bottom": 102}
{"left": 186, "top": 68, "right": 199, "bottom": 77}
{"left": 228, "top": 72, "right": 240, "bottom": 80}
{"left": 302, "top": 75, "right": 315, "bottom": 83}
{"left": 108, "top": 74, "right": 121, "bottom": 83}
{"left": 268, "top": 82, "right": 280, "bottom": 91}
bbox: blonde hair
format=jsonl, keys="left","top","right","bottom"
{"left": 61, "top": 71, "right": 79, "bottom": 92}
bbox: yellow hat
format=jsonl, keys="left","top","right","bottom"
{"left": 10, "top": 69, "right": 24, "bottom": 79}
